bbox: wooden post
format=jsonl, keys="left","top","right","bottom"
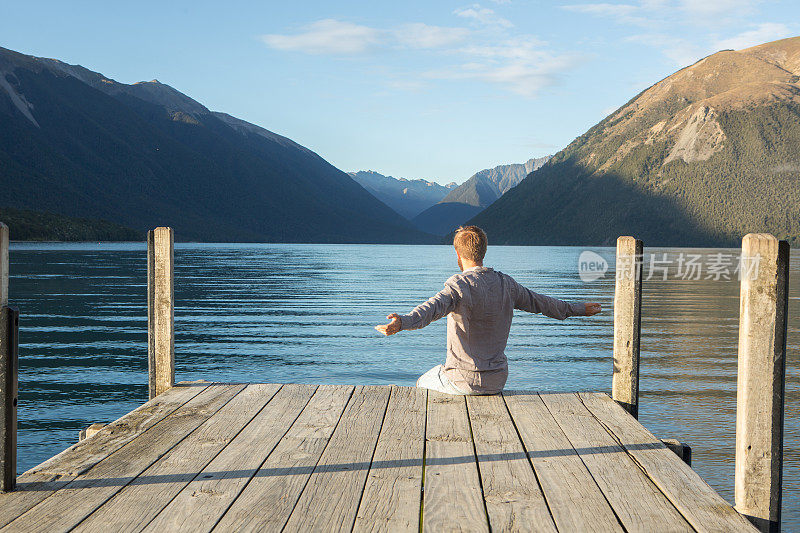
{"left": 612, "top": 236, "right": 643, "bottom": 419}
{"left": 78, "top": 423, "right": 106, "bottom": 442}
{"left": 734, "top": 233, "right": 789, "bottom": 533}
{"left": 0, "top": 223, "right": 6, "bottom": 308}
{"left": 0, "top": 306, "right": 18, "bottom": 493}
{"left": 660, "top": 438, "right": 692, "bottom": 466}
{"left": 147, "top": 227, "right": 175, "bottom": 400}
{"left": 0, "top": 222, "right": 17, "bottom": 492}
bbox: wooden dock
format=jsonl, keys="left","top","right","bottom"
{"left": 0, "top": 382, "right": 757, "bottom": 532}
{"left": 0, "top": 229, "right": 788, "bottom": 531}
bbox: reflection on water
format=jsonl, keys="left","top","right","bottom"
{"left": 10, "top": 242, "right": 799, "bottom": 529}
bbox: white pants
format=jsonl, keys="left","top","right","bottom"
{"left": 416, "top": 364, "right": 477, "bottom": 395}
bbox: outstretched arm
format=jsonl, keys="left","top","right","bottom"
{"left": 375, "top": 280, "right": 460, "bottom": 336}
{"left": 511, "top": 277, "right": 601, "bottom": 319}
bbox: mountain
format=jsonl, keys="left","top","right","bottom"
{"left": 348, "top": 170, "right": 456, "bottom": 219}
{"left": 413, "top": 156, "right": 551, "bottom": 236}
{"left": 440, "top": 156, "right": 551, "bottom": 207}
{"left": 470, "top": 36, "right": 800, "bottom": 247}
{"left": 0, "top": 208, "right": 140, "bottom": 241}
{"left": 0, "top": 46, "right": 436, "bottom": 243}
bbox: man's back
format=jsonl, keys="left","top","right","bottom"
{"left": 375, "top": 224, "right": 599, "bottom": 395}
{"left": 398, "top": 266, "right": 586, "bottom": 394}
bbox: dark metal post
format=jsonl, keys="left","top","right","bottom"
{"left": 1, "top": 306, "right": 19, "bottom": 492}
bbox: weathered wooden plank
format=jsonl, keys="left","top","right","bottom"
{"left": 0, "top": 382, "right": 758, "bottom": 533}
{"left": 213, "top": 385, "right": 354, "bottom": 532}
{"left": 0, "top": 384, "right": 244, "bottom": 533}
{"left": 353, "top": 386, "right": 426, "bottom": 533}
{"left": 423, "top": 391, "right": 489, "bottom": 533}
{"left": 142, "top": 384, "right": 317, "bottom": 532}
{"left": 282, "top": 385, "right": 391, "bottom": 532}
{"left": 502, "top": 391, "right": 622, "bottom": 532}
{"left": 0, "top": 382, "right": 209, "bottom": 529}
{"left": 73, "top": 384, "right": 282, "bottom": 532}
{"left": 147, "top": 227, "right": 174, "bottom": 399}
{"left": 540, "top": 392, "right": 692, "bottom": 533}
{"left": 580, "top": 392, "right": 758, "bottom": 533}
{"left": 31, "top": 382, "right": 210, "bottom": 477}
{"left": 466, "top": 394, "right": 556, "bottom": 532}
{"left": 0, "top": 473, "right": 69, "bottom": 529}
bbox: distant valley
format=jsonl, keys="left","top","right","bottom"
{"left": 348, "top": 171, "right": 456, "bottom": 219}
{"left": 413, "top": 156, "right": 550, "bottom": 235}
{"left": 351, "top": 156, "right": 551, "bottom": 236}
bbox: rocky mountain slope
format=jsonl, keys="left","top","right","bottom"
{"left": 470, "top": 36, "right": 800, "bottom": 247}
{"left": 440, "top": 156, "right": 550, "bottom": 207}
{"left": 413, "top": 156, "right": 550, "bottom": 236}
{"left": 0, "top": 46, "right": 435, "bottom": 243}
{"left": 348, "top": 171, "right": 456, "bottom": 219}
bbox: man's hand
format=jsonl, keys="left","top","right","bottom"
{"left": 584, "top": 302, "right": 602, "bottom": 316}
{"left": 375, "top": 313, "right": 402, "bottom": 336}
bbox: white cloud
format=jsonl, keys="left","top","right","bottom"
{"left": 562, "top": 3, "right": 638, "bottom": 17}
{"left": 600, "top": 104, "right": 621, "bottom": 116}
{"left": 662, "top": 43, "right": 707, "bottom": 65}
{"left": 639, "top": 0, "right": 669, "bottom": 8}
{"left": 627, "top": 20, "right": 790, "bottom": 67}
{"left": 262, "top": 13, "right": 580, "bottom": 98}
{"left": 261, "top": 19, "right": 381, "bottom": 55}
{"left": 714, "top": 22, "right": 791, "bottom": 50}
{"left": 262, "top": 20, "right": 470, "bottom": 54}
{"left": 568, "top": 0, "right": 788, "bottom": 66}
{"left": 428, "top": 38, "right": 582, "bottom": 96}
{"left": 461, "top": 37, "right": 549, "bottom": 59}
{"left": 678, "top": 0, "right": 759, "bottom": 17}
{"left": 473, "top": 58, "right": 576, "bottom": 96}
{"left": 454, "top": 4, "right": 514, "bottom": 28}
{"left": 386, "top": 79, "right": 427, "bottom": 92}
{"left": 395, "top": 23, "right": 470, "bottom": 49}
{"left": 562, "top": 3, "right": 648, "bottom": 25}
{"left": 627, "top": 33, "right": 707, "bottom": 65}
{"left": 563, "top": 0, "right": 766, "bottom": 26}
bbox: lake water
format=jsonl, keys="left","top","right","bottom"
{"left": 10, "top": 242, "right": 799, "bottom": 529}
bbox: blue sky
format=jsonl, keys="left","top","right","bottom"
{"left": 2, "top": 0, "right": 797, "bottom": 184}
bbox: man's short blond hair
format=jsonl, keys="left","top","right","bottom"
{"left": 453, "top": 225, "right": 488, "bottom": 262}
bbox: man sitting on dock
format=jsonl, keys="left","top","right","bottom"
{"left": 376, "top": 225, "right": 601, "bottom": 395}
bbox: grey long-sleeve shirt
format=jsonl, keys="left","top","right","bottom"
{"left": 399, "top": 266, "right": 586, "bottom": 394}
